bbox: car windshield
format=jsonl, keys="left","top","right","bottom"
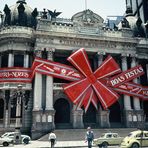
{"left": 100, "top": 134, "right": 106, "bottom": 137}
{"left": 1, "top": 133, "right": 9, "bottom": 137}
{"left": 127, "top": 133, "right": 135, "bottom": 137}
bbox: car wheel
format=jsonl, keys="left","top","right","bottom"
{"left": 131, "top": 143, "right": 139, "bottom": 148}
{"left": 23, "top": 138, "right": 29, "bottom": 144}
{"left": 102, "top": 142, "right": 108, "bottom": 148}
{"left": 3, "top": 142, "right": 9, "bottom": 146}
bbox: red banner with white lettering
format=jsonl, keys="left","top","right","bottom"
{"left": 0, "top": 67, "right": 32, "bottom": 83}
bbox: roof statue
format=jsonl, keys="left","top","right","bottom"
{"left": 48, "top": 9, "right": 62, "bottom": 20}
{"left": 17, "top": 2, "right": 27, "bottom": 26}
{"left": 42, "top": 8, "right": 47, "bottom": 19}
{"left": 17, "top": 0, "right": 26, "bottom": 4}
{"left": 121, "top": 18, "right": 130, "bottom": 28}
{"left": 3, "top": 4, "right": 11, "bottom": 26}
{"left": 31, "top": 8, "right": 38, "bottom": 28}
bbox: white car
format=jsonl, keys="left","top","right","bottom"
{"left": 93, "top": 133, "right": 123, "bottom": 148}
{"left": 0, "top": 136, "right": 13, "bottom": 146}
{"left": 1, "top": 132, "right": 31, "bottom": 144}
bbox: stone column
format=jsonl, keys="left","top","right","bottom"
{"left": 32, "top": 50, "right": 44, "bottom": 139}
{"left": 33, "top": 50, "right": 42, "bottom": 111}
{"left": 8, "top": 51, "right": 14, "bottom": 67}
{"left": 130, "top": 55, "right": 144, "bottom": 128}
{"left": 121, "top": 54, "right": 133, "bottom": 127}
{"left": 131, "top": 55, "right": 140, "bottom": 110}
{"left": 45, "top": 48, "right": 55, "bottom": 129}
{"left": 97, "top": 52, "right": 104, "bottom": 66}
{"left": 24, "top": 52, "right": 29, "bottom": 68}
{"left": 96, "top": 52, "right": 110, "bottom": 127}
{"left": 45, "top": 49, "right": 54, "bottom": 110}
{"left": 121, "top": 54, "right": 132, "bottom": 110}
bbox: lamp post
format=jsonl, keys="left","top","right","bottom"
{"left": 15, "top": 84, "right": 23, "bottom": 130}
{"left": 12, "top": 84, "right": 26, "bottom": 144}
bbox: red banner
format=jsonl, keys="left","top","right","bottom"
{"left": 0, "top": 67, "right": 32, "bottom": 83}
{"left": 107, "top": 65, "right": 144, "bottom": 87}
{"left": 32, "top": 57, "right": 83, "bottom": 81}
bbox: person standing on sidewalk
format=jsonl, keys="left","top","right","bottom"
{"left": 49, "top": 130, "right": 56, "bottom": 148}
{"left": 85, "top": 126, "right": 94, "bottom": 148}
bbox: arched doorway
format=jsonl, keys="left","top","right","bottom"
{"left": 83, "top": 103, "right": 97, "bottom": 128}
{"left": 109, "top": 101, "right": 122, "bottom": 127}
{"left": 54, "top": 98, "right": 70, "bottom": 128}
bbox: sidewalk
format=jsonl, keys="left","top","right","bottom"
{"left": 3, "top": 140, "right": 98, "bottom": 148}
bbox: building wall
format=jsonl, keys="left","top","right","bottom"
{"left": 0, "top": 9, "right": 148, "bottom": 138}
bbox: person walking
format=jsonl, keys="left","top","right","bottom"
{"left": 85, "top": 126, "right": 94, "bottom": 148}
{"left": 49, "top": 131, "right": 56, "bottom": 148}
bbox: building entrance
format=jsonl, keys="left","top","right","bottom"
{"left": 109, "top": 101, "right": 122, "bottom": 127}
{"left": 54, "top": 98, "right": 70, "bottom": 123}
{"left": 83, "top": 103, "right": 97, "bottom": 127}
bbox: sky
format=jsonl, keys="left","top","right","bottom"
{"left": 0, "top": 0, "right": 126, "bottom": 20}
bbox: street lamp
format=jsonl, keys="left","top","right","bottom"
{"left": 15, "top": 84, "right": 23, "bottom": 130}
{"left": 11, "top": 84, "right": 26, "bottom": 144}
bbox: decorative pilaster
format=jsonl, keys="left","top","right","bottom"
{"left": 33, "top": 50, "right": 42, "bottom": 111}
{"left": 72, "top": 105, "right": 84, "bottom": 128}
{"left": 131, "top": 55, "right": 140, "bottom": 110}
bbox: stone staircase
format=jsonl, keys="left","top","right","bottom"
{"left": 39, "top": 128, "right": 137, "bottom": 141}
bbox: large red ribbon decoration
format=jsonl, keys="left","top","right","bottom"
{"left": 63, "top": 48, "right": 121, "bottom": 111}
{"left": 0, "top": 48, "right": 148, "bottom": 112}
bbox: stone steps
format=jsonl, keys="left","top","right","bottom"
{"left": 39, "top": 128, "right": 137, "bottom": 141}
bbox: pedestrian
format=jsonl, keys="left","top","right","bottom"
{"left": 49, "top": 130, "right": 56, "bottom": 148}
{"left": 85, "top": 126, "right": 94, "bottom": 148}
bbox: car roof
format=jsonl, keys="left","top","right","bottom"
{"left": 130, "top": 130, "right": 148, "bottom": 134}
{"left": 103, "top": 133, "right": 118, "bottom": 135}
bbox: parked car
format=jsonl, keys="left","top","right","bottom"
{"left": 93, "top": 132, "right": 123, "bottom": 148}
{"left": 120, "top": 130, "right": 148, "bottom": 148}
{"left": 0, "top": 136, "right": 13, "bottom": 146}
{"left": 1, "top": 132, "right": 31, "bottom": 144}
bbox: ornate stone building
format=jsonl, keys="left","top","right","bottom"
{"left": 0, "top": 0, "right": 148, "bottom": 139}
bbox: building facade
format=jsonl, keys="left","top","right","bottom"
{"left": 0, "top": 0, "right": 148, "bottom": 139}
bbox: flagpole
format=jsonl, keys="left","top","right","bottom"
{"left": 85, "top": 0, "right": 87, "bottom": 10}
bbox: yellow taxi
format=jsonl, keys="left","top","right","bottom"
{"left": 120, "top": 130, "right": 148, "bottom": 148}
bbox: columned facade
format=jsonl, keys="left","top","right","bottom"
{"left": 0, "top": 0, "right": 148, "bottom": 139}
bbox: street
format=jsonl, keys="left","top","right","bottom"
{"left": 1, "top": 141, "right": 120, "bottom": 148}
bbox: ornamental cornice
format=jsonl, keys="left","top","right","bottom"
{"left": 137, "top": 54, "right": 148, "bottom": 59}
{"left": 0, "top": 83, "right": 32, "bottom": 90}
{"left": 36, "top": 38, "right": 53, "bottom": 44}
{"left": 0, "top": 26, "right": 35, "bottom": 42}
